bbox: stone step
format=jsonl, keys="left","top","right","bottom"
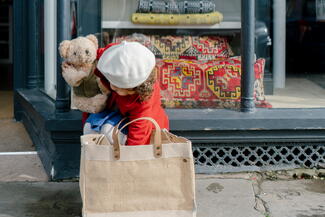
{"left": 0, "top": 119, "right": 34, "bottom": 152}
{"left": 0, "top": 153, "right": 48, "bottom": 182}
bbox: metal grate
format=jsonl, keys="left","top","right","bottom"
{"left": 193, "top": 143, "right": 325, "bottom": 173}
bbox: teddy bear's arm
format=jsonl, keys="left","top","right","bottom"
{"left": 61, "top": 62, "right": 88, "bottom": 87}
{"left": 73, "top": 94, "right": 108, "bottom": 113}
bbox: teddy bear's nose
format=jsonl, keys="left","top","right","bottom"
{"left": 85, "top": 50, "right": 89, "bottom": 55}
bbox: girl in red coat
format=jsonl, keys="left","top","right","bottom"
{"left": 90, "top": 41, "right": 169, "bottom": 146}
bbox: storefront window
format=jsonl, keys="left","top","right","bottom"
{"left": 84, "top": 0, "right": 325, "bottom": 111}
{"left": 100, "top": 0, "right": 274, "bottom": 110}
{"left": 265, "top": 0, "right": 325, "bottom": 108}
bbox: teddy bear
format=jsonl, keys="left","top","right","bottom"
{"left": 59, "top": 34, "right": 110, "bottom": 113}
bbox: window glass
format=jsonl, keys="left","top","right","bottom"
{"left": 265, "top": 0, "right": 325, "bottom": 108}
{"left": 101, "top": 0, "right": 271, "bottom": 110}
{"left": 255, "top": 0, "right": 272, "bottom": 101}
{"left": 100, "top": 0, "right": 325, "bottom": 110}
{"left": 43, "top": 0, "right": 76, "bottom": 99}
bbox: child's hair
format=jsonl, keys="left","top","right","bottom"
{"left": 134, "top": 69, "right": 157, "bottom": 102}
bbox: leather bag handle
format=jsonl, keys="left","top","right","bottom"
{"left": 112, "top": 117, "right": 162, "bottom": 160}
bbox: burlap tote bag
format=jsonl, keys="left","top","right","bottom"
{"left": 80, "top": 117, "right": 196, "bottom": 217}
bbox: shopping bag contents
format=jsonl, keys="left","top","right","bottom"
{"left": 83, "top": 110, "right": 127, "bottom": 145}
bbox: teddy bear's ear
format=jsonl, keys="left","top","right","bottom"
{"left": 59, "top": 40, "right": 71, "bottom": 58}
{"left": 86, "top": 34, "right": 98, "bottom": 49}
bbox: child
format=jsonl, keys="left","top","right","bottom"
{"left": 93, "top": 41, "right": 169, "bottom": 146}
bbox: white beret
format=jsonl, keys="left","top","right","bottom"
{"left": 97, "top": 41, "right": 156, "bottom": 89}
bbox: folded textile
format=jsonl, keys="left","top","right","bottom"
{"left": 113, "top": 34, "right": 233, "bottom": 60}
{"left": 137, "top": 0, "right": 216, "bottom": 14}
{"left": 132, "top": 11, "right": 223, "bottom": 25}
{"left": 155, "top": 57, "right": 272, "bottom": 109}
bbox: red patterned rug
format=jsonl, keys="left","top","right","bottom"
{"left": 155, "top": 57, "right": 272, "bottom": 109}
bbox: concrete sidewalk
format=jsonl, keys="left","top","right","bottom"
{"left": 0, "top": 176, "right": 324, "bottom": 217}
{"left": 0, "top": 154, "right": 324, "bottom": 217}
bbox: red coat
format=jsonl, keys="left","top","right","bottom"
{"left": 109, "top": 82, "right": 169, "bottom": 146}
{"left": 88, "top": 43, "right": 169, "bottom": 146}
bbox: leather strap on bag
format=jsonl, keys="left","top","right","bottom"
{"left": 112, "top": 117, "right": 162, "bottom": 160}
{"left": 111, "top": 118, "right": 128, "bottom": 159}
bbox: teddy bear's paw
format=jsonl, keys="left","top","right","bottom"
{"left": 72, "top": 95, "right": 101, "bottom": 113}
{"left": 62, "top": 67, "right": 88, "bottom": 87}
{"left": 89, "top": 94, "right": 108, "bottom": 113}
{"left": 75, "top": 94, "right": 108, "bottom": 113}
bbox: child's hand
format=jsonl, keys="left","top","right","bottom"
{"left": 97, "top": 77, "right": 111, "bottom": 95}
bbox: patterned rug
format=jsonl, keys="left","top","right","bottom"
{"left": 114, "top": 34, "right": 233, "bottom": 60}
{"left": 113, "top": 34, "right": 271, "bottom": 109}
{"left": 155, "top": 57, "right": 272, "bottom": 109}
